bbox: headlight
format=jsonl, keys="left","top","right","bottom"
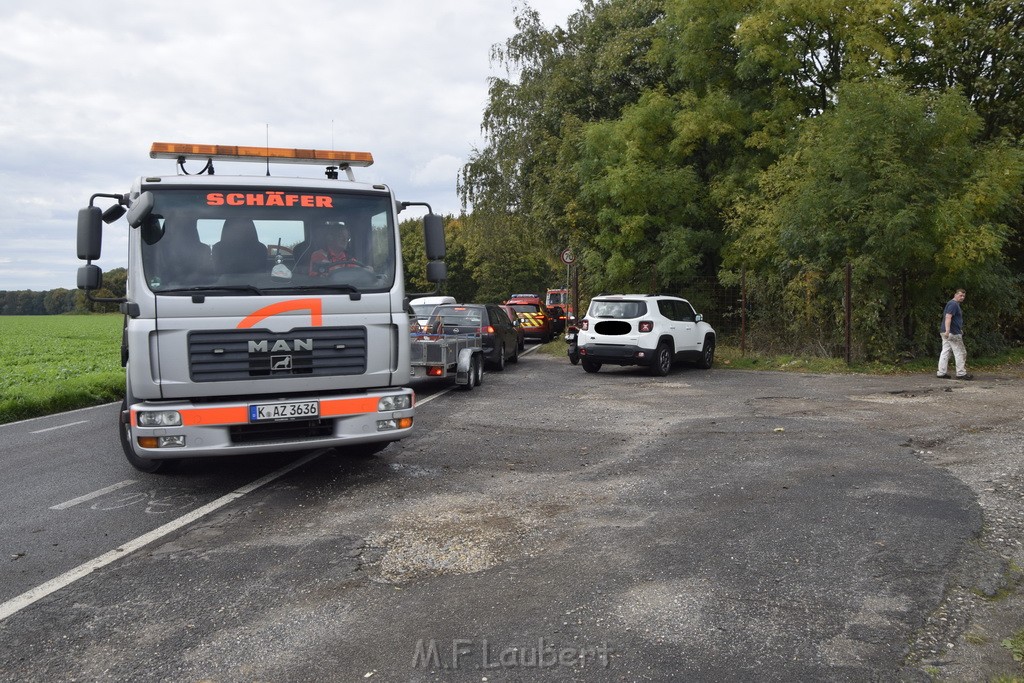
{"left": 137, "top": 411, "right": 182, "bottom": 427}
{"left": 378, "top": 395, "right": 412, "bottom": 411}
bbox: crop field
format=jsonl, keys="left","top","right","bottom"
{"left": 0, "top": 314, "right": 123, "bottom": 424}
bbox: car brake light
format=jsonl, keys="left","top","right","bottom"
{"left": 639, "top": 320, "right": 653, "bottom": 333}
{"left": 581, "top": 320, "right": 589, "bottom": 331}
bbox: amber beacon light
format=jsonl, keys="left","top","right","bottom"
{"left": 149, "top": 142, "right": 374, "bottom": 167}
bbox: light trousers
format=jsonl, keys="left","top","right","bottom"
{"left": 937, "top": 333, "right": 967, "bottom": 376}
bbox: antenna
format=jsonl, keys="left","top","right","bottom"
{"left": 265, "top": 124, "right": 270, "bottom": 176}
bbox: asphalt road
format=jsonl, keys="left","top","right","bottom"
{"left": 0, "top": 350, "right": 1001, "bottom": 682}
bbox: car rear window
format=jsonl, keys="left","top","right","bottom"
{"left": 433, "top": 306, "right": 483, "bottom": 326}
{"left": 589, "top": 300, "right": 648, "bottom": 318}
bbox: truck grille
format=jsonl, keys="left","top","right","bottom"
{"left": 188, "top": 327, "right": 367, "bottom": 382}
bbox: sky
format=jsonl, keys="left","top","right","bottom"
{"left": 0, "top": 0, "right": 582, "bottom": 292}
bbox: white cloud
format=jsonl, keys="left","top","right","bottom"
{"left": 0, "top": 0, "right": 582, "bottom": 291}
{"left": 410, "top": 154, "right": 465, "bottom": 189}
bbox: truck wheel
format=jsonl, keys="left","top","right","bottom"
{"left": 649, "top": 342, "right": 672, "bottom": 376}
{"left": 119, "top": 399, "right": 168, "bottom": 473}
{"left": 581, "top": 359, "right": 602, "bottom": 373}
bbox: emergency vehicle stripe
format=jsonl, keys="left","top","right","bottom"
{"left": 237, "top": 299, "right": 324, "bottom": 329}
{"left": 519, "top": 313, "right": 545, "bottom": 327}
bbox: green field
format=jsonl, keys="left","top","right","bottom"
{"left": 0, "top": 314, "right": 124, "bottom": 424}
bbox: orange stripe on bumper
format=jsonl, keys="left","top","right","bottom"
{"left": 180, "top": 406, "right": 249, "bottom": 426}
{"left": 174, "top": 396, "right": 384, "bottom": 427}
{"left": 321, "top": 397, "right": 380, "bottom": 416}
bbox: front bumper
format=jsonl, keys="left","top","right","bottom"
{"left": 124, "top": 389, "right": 414, "bottom": 459}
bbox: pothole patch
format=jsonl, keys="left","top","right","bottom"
{"left": 362, "top": 495, "right": 542, "bottom": 584}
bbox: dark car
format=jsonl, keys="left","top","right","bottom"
{"left": 499, "top": 304, "right": 527, "bottom": 351}
{"left": 547, "top": 305, "right": 567, "bottom": 337}
{"left": 428, "top": 304, "right": 520, "bottom": 370}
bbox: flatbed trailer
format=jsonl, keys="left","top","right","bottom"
{"left": 409, "top": 331, "right": 484, "bottom": 389}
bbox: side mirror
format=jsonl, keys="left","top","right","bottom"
{"left": 126, "top": 191, "right": 155, "bottom": 228}
{"left": 426, "top": 260, "right": 447, "bottom": 283}
{"left": 77, "top": 264, "right": 102, "bottom": 290}
{"left": 77, "top": 206, "right": 103, "bottom": 260}
{"left": 102, "top": 203, "right": 127, "bottom": 224}
{"left": 696, "top": 314, "right": 703, "bottom": 322}
{"left": 423, "top": 213, "right": 445, "bottom": 260}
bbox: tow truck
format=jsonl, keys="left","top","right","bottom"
{"left": 77, "top": 142, "right": 446, "bottom": 472}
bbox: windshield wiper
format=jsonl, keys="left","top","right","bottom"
{"left": 157, "top": 285, "right": 266, "bottom": 296}
{"left": 302, "top": 284, "right": 362, "bottom": 299}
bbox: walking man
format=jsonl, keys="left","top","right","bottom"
{"left": 937, "top": 288, "right": 972, "bottom": 380}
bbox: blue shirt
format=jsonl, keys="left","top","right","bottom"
{"left": 941, "top": 300, "right": 963, "bottom": 335}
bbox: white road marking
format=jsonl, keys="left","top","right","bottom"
{"left": 49, "top": 480, "right": 138, "bottom": 510}
{"left": 0, "top": 450, "right": 322, "bottom": 623}
{"left": 1, "top": 402, "right": 112, "bottom": 429}
{"left": 30, "top": 420, "right": 89, "bottom": 434}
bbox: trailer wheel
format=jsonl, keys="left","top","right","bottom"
{"left": 119, "top": 399, "right": 168, "bottom": 473}
{"left": 461, "top": 355, "right": 478, "bottom": 391}
{"left": 475, "top": 353, "right": 484, "bottom": 385}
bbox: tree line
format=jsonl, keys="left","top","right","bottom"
{"left": 0, "top": 269, "right": 127, "bottom": 315}
{"left": 453, "top": 0, "right": 1024, "bottom": 360}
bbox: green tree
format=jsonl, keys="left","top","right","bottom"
{"left": 400, "top": 215, "right": 476, "bottom": 301}
{"left": 462, "top": 211, "right": 558, "bottom": 304}
{"left": 726, "top": 79, "right": 1023, "bottom": 358}
{"left": 899, "top": 0, "right": 1024, "bottom": 141}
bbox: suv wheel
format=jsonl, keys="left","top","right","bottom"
{"left": 698, "top": 336, "right": 715, "bottom": 369}
{"left": 649, "top": 342, "right": 672, "bottom": 376}
{"left": 581, "top": 359, "right": 602, "bottom": 373}
{"left": 495, "top": 344, "right": 506, "bottom": 371}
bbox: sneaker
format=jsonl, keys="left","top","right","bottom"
{"left": 956, "top": 374, "right": 974, "bottom": 380}
{"left": 936, "top": 373, "right": 951, "bottom": 379}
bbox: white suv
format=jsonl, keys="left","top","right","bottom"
{"left": 577, "top": 294, "right": 715, "bottom": 376}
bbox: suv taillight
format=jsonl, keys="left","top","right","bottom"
{"left": 581, "top": 319, "right": 589, "bottom": 331}
{"left": 638, "top": 320, "right": 654, "bottom": 333}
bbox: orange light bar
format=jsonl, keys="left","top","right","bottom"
{"left": 150, "top": 142, "right": 374, "bottom": 167}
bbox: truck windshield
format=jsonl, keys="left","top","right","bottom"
{"left": 546, "top": 291, "right": 567, "bottom": 306}
{"left": 139, "top": 188, "right": 396, "bottom": 294}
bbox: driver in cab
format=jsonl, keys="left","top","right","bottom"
{"left": 309, "top": 224, "right": 367, "bottom": 276}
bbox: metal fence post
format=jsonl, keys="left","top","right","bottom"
{"left": 845, "top": 262, "right": 852, "bottom": 365}
{"left": 741, "top": 267, "right": 747, "bottom": 357}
